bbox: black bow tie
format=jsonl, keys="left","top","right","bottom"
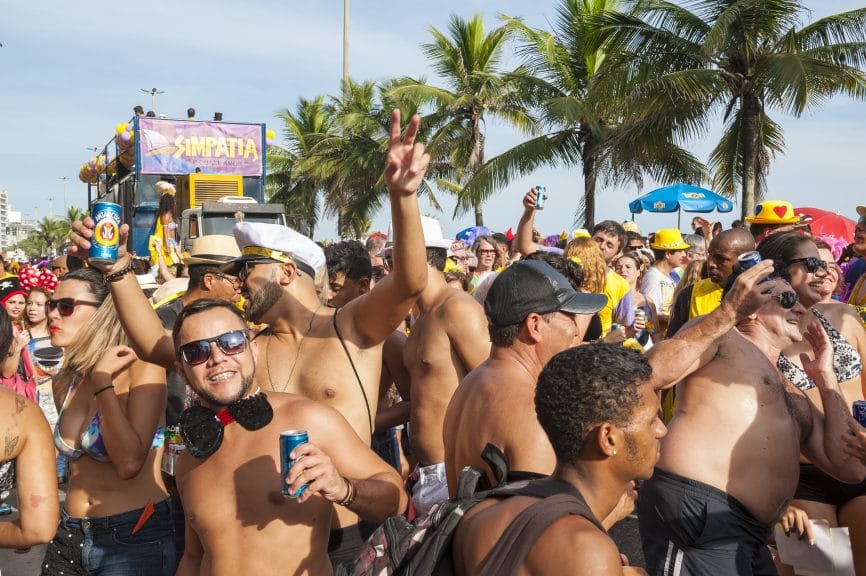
{"left": 178, "top": 392, "right": 273, "bottom": 459}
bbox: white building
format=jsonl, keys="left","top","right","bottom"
{"left": 7, "top": 211, "right": 37, "bottom": 250}
{"left": 0, "top": 191, "right": 10, "bottom": 250}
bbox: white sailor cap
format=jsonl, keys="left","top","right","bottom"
{"left": 222, "top": 222, "right": 325, "bottom": 277}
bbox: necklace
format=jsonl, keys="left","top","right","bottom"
{"left": 266, "top": 304, "right": 322, "bottom": 393}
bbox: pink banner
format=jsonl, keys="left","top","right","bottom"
{"left": 138, "top": 118, "right": 263, "bottom": 176}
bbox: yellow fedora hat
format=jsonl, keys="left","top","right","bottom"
{"left": 650, "top": 228, "right": 690, "bottom": 250}
{"left": 744, "top": 200, "right": 799, "bottom": 224}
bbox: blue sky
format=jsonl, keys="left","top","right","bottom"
{"left": 1, "top": 0, "right": 864, "bottom": 240}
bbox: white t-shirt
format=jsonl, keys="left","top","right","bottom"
{"left": 641, "top": 266, "right": 677, "bottom": 317}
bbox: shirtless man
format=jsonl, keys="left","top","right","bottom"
{"left": 443, "top": 258, "right": 606, "bottom": 494}
{"left": 452, "top": 344, "right": 664, "bottom": 575}
{"left": 69, "top": 110, "right": 428, "bottom": 553}
{"left": 639, "top": 261, "right": 866, "bottom": 575}
{"left": 403, "top": 216, "right": 490, "bottom": 517}
{"left": 172, "top": 299, "right": 405, "bottom": 575}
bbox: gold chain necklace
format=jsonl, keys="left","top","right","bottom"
{"left": 266, "top": 304, "right": 322, "bottom": 393}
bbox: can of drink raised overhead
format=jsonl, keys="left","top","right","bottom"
{"left": 534, "top": 186, "right": 547, "bottom": 210}
{"left": 737, "top": 250, "right": 762, "bottom": 271}
{"left": 89, "top": 202, "right": 122, "bottom": 264}
{"left": 854, "top": 400, "right": 866, "bottom": 427}
{"left": 280, "top": 430, "right": 309, "bottom": 498}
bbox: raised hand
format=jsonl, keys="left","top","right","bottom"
{"left": 93, "top": 345, "right": 139, "bottom": 379}
{"left": 801, "top": 320, "right": 835, "bottom": 386}
{"left": 719, "top": 260, "right": 775, "bottom": 322}
{"left": 384, "top": 109, "right": 430, "bottom": 198}
{"left": 522, "top": 188, "right": 539, "bottom": 211}
{"left": 68, "top": 217, "right": 131, "bottom": 273}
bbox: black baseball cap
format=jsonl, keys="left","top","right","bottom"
{"left": 484, "top": 260, "right": 607, "bottom": 327}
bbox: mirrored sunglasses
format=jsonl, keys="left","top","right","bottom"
{"left": 179, "top": 330, "right": 248, "bottom": 366}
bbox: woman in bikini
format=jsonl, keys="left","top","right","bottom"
{"left": 760, "top": 232, "right": 866, "bottom": 576}
{"left": 40, "top": 268, "right": 173, "bottom": 575}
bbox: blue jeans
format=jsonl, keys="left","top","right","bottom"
{"left": 41, "top": 499, "right": 175, "bottom": 576}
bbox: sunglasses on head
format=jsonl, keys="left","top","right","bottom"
{"left": 787, "top": 257, "right": 828, "bottom": 274}
{"left": 774, "top": 291, "right": 799, "bottom": 309}
{"left": 179, "top": 330, "right": 248, "bottom": 366}
{"left": 45, "top": 298, "right": 101, "bottom": 317}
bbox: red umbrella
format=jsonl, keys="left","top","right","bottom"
{"left": 794, "top": 207, "right": 855, "bottom": 244}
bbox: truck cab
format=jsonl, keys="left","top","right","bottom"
{"left": 182, "top": 197, "right": 286, "bottom": 253}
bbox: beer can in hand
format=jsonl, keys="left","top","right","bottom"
{"left": 854, "top": 400, "right": 866, "bottom": 427}
{"left": 534, "top": 186, "right": 547, "bottom": 210}
{"left": 737, "top": 251, "right": 762, "bottom": 271}
{"left": 89, "top": 202, "right": 122, "bottom": 264}
{"left": 280, "top": 430, "right": 310, "bottom": 498}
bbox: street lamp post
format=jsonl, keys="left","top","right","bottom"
{"left": 140, "top": 87, "right": 165, "bottom": 114}
{"left": 59, "top": 176, "right": 70, "bottom": 214}
{"left": 343, "top": 0, "right": 350, "bottom": 88}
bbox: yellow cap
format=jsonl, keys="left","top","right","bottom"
{"left": 744, "top": 200, "right": 798, "bottom": 224}
{"left": 650, "top": 228, "right": 690, "bottom": 250}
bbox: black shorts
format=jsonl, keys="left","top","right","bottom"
{"left": 794, "top": 463, "right": 866, "bottom": 507}
{"left": 637, "top": 468, "right": 776, "bottom": 576}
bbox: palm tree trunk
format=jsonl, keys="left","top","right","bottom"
{"left": 740, "top": 95, "right": 760, "bottom": 221}
{"left": 582, "top": 156, "right": 597, "bottom": 229}
{"left": 470, "top": 117, "right": 485, "bottom": 227}
{"left": 474, "top": 199, "right": 484, "bottom": 227}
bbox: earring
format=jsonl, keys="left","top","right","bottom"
{"left": 612, "top": 450, "right": 617, "bottom": 456}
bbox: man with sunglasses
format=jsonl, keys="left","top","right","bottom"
{"left": 637, "top": 261, "right": 865, "bottom": 575}
{"left": 69, "top": 109, "right": 431, "bottom": 565}
{"left": 170, "top": 299, "right": 405, "bottom": 575}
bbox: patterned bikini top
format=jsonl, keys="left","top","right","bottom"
{"left": 53, "top": 374, "right": 164, "bottom": 463}
{"left": 777, "top": 308, "right": 863, "bottom": 391}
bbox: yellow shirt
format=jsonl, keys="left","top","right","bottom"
{"left": 688, "top": 278, "right": 724, "bottom": 319}
{"left": 600, "top": 270, "right": 632, "bottom": 333}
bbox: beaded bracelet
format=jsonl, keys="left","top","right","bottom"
{"left": 335, "top": 476, "right": 356, "bottom": 507}
{"left": 104, "top": 262, "right": 135, "bottom": 283}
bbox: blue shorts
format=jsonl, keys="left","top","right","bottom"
{"left": 41, "top": 499, "right": 175, "bottom": 576}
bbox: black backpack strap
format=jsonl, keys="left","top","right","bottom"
{"left": 455, "top": 466, "right": 484, "bottom": 500}
{"left": 480, "top": 443, "right": 509, "bottom": 487}
{"left": 477, "top": 485, "right": 603, "bottom": 576}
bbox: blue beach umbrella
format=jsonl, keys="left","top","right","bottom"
{"left": 628, "top": 183, "right": 733, "bottom": 228}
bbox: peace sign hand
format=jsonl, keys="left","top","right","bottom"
{"left": 384, "top": 109, "right": 430, "bottom": 198}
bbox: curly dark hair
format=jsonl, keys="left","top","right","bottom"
{"left": 535, "top": 344, "right": 650, "bottom": 466}
{"left": 522, "top": 251, "right": 585, "bottom": 291}
{"left": 324, "top": 240, "right": 372, "bottom": 282}
{"left": 757, "top": 231, "right": 815, "bottom": 269}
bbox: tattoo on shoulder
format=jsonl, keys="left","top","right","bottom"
{"left": 4, "top": 433, "right": 19, "bottom": 458}
{"left": 15, "top": 395, "right": 25, "bottom": 414}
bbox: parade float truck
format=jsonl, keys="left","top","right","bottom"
{"left": 81, "top": 116, "right": 285, "bottom": 258}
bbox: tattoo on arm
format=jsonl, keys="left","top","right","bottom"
{"left": 15, "top": 395, "right": 25, "bottom": 414}
{"left": 4, "top": 433, "right": 19, "bottom": 458}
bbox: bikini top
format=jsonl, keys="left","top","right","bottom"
{"left": 777, "top": 308, "right": 863, "bottom": 392}
{"left": 53, "top": 374, "right": 165, "bottom": 463}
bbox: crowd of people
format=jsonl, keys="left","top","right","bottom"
{"left": 2, "top": 110, "right": 866, "bottom": 575}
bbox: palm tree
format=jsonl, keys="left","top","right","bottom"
{"left": 464, "top": 0, "right": 705, "bottom": 227}
{"left": 34, "top": 217, "right": 65, "bottom": 256}
{"left": 267, "top": 96, "right": 338, "bottom": 237}
{"left": 596, "top": 1, "right": 866, "bottom": 219}
{"left": 389, "top": 14, "right": 536, "bottom": 226}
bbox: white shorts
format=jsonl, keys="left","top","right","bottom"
{"left": 411, "top": 462, "right": 449, "bottom": 519}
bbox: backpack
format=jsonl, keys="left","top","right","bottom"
{"left": 337, "top": 446, "right": 604, "bottom": 576}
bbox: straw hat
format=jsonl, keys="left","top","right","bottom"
{"left": 744, "top": 200, "right": 798, "bottom": 224}
{"left": 650, "top": 228, "right": 690, "bottom": 250}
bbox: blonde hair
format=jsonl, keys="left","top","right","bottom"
{"left": 671, "top": 260, "right": 705, "bottom": 305}
{"left": 62, "top": 294, "right": 130, "bottom": 376}
{"left": 564, "top": 237, "right": 607, "bottom": 294}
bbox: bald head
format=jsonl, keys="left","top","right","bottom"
{"left": 709, "top": 228, "right": 755, "bottom": 254}
{"left": 706, "top": 229, "right": 755, "bottom": 284}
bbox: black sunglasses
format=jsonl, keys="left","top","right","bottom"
{"left": 179, "top": 330, "right": 248, "bottom": 366}
{"left": 787, "top": 257, "right": 827, "bottom": 274}
{"left": 45, "top": 298, "right": 101, "bottom": 317}
{"left": 238, "top": 259, "right": 280, "bottom": 282}
{"left": 774, "top": 291, "right": 799, "bottom": 309}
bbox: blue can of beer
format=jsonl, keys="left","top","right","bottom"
{"left": 280, "top": 430, "right": 309, "bottom": 498}
{"left": 534, "top": 186, "right": 547, "bottom": 210}
{"left": 0, "top": 503, "right": 12, "bottom": 515}
{"left": 737, "top": 250, "right": 762, "bottom": 271}
{"left": 89, "top": 202, "right": 122, "bottom": 264}
{"left": 854, "top": 400, "right": 866, "bottom": 427}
